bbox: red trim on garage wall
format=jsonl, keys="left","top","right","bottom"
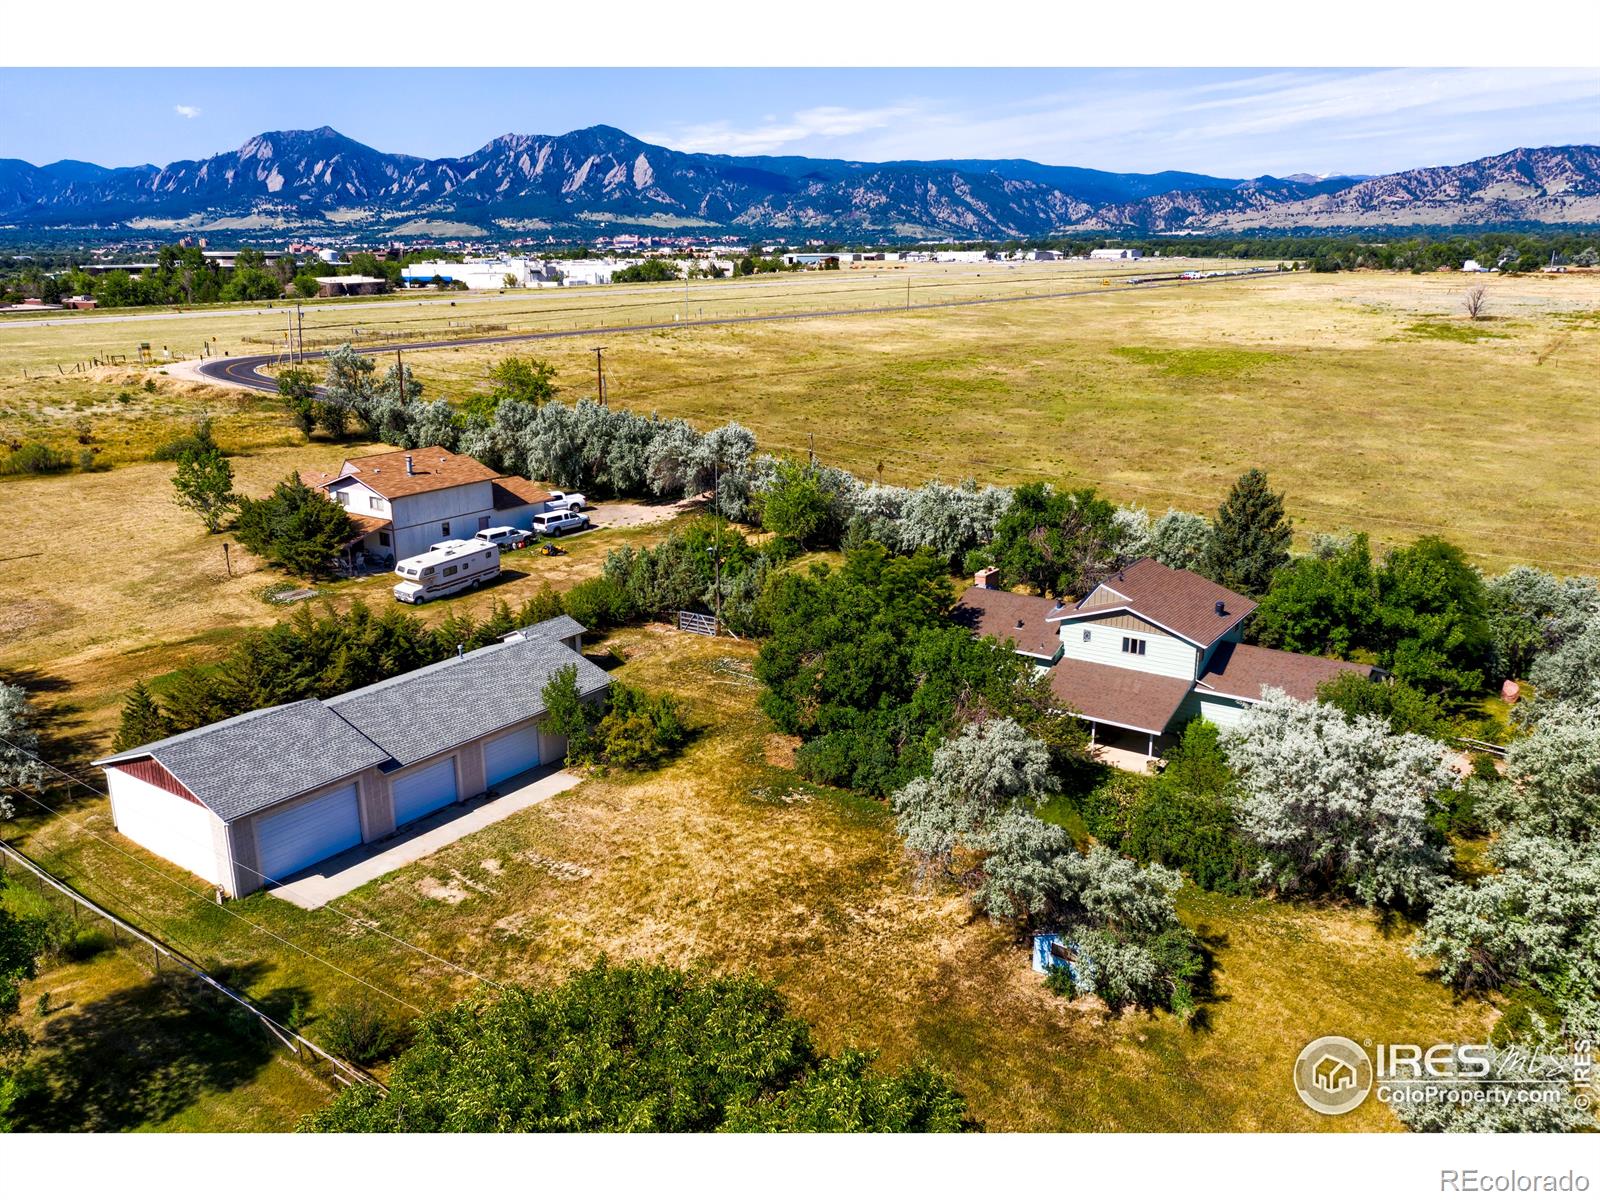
{"left": 113, "top": 758, "right": 203, "bottom": 806}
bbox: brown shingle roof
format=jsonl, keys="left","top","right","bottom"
{"left": 327, "top": 447, "right": 499, "bottom": 499}
{"left": 1196, "top": 642, "right": 1372, "bottom": 703}
{"left": 346, "top": 513, "right": 391, "bottom": 536}
{"left": 1044, "top": 659, "right": 1194, "bottom": 735}
{"left": 492, "top": 476, "right": 554, "bottom": 510}
{"left": 952, "top": 585, "right": 1061, "bottom": 659}
{"left": 1059, "top": 558, "right": 1255, "bottom": 648}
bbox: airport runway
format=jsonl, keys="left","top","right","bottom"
{"left": 196, "top": 269, "right": 1273, "bottom": 394}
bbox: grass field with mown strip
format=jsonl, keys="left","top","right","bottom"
{"left": 390, "top": 270, "right": 1600, "bottom": 575}
{"left": 6, "top": 627, "right": 1497, "bottom": 1132}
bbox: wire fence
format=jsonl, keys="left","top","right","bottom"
{"left": 0, "top": 838, "right": 387, "bottom": 1095}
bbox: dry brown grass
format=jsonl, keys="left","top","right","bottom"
{"left": 8, "top": 626, "right": 1497, "bottom": 1130}
{"left": 389, "top": 270, "right": 1599, "bottom": 574}
{"left": 0, "top": 436, "right": 693, "bottom": 759}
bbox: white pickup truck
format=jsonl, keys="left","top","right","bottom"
{"left": 531, "top": 509, "right": 589, "bottom": 537}
{"left": 546, "top": 490, "right": 586, "bottom": 513}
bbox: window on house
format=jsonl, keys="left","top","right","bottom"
{"left": 477, "top": 515, "right": 491, "bottom": 531}
{"left": 441, "top": 522, "right": 451, "bottom": 537}
{"left": 370, "top": 496, "right": 386, "bottom": 513}
{"left": 333, "top": 490, "right": 351, "bottom": 507}
{"left": 378, "top": 531, "right": 391, "bottom": 547}
{"left": 1122, "top": 636, "right": 1147, "bottom": 656}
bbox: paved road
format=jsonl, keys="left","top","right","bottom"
{"left": 197, "top": 270, "right": 1274, "bottom": 394}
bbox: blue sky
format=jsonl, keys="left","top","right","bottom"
{"left": 3, "top": 67, "right": 1595, "bottom": 177}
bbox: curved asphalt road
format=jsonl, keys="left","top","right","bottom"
{"left": 198, "top": 269, "right": 1275, "bottom": 394}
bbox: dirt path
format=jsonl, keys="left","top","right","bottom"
{"left": 588, "top": 495, "right": 707, "bottom": 529}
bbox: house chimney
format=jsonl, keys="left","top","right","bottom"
{"left": 405, "top": 455, "right": 415, "bottom": 476}
{"left": 975, "top": 566, "right": 1000, "bottom": 590}
{"left": 456, "top": 642, "right": 464, "bottom": 659}
{"left": 1214, "top": 600, "right": 1226, "bottom": 616}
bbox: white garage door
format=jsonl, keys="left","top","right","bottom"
{"left": 391, "top": 757, "right": 458, "bottom": 826}
{"left": 484, "top": 725, "right": 542, "bottom": 787}
{"left": 256, "top": 784, "right": 362, "bottom": 883}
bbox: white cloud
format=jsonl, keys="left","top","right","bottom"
{"left": 644, "top": 103, "right": 920, "bottom": 156}
{"left": 174, "top": 104, "right": 201, "bottom": 119}
{"left": 643, "top": 68, "right": 1600, "bottom": 177}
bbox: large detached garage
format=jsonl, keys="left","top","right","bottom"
{"left": 95, "top": 624, "right": 611, "bottom": 897}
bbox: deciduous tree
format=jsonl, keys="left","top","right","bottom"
{"left": 1222, "top": 690, "right": 1454, "bottom": 908}
{"left": 170, "top": 445, "right": 237, "bottom": 533}
{"left": 301, "top": 962, "right": 970, "bottom": 1132}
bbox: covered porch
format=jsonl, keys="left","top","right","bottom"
{"left": 339, "top": 512, "right": 395, "bottom": 573}
{"left": 1043, "top": 658, "right": 1191, "bottom": 774}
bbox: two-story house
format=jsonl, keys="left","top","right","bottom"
{"left": 955, "top": 558, "right": 1373, "bottom": 765}
{"left": 301, "top": 446, "right": 554, "bottom": 562}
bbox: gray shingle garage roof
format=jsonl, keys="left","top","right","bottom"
{"left": 95, "top": 632, "right": 610, "bottom": 821}
{"left": 329, "top": 634, "right": 610, "bottom": 768}
{"left": 503, "top": 614, "right": 587, "bottom": 644}
{"left": 95, "top": 699, "right": 390, "bottom": 822}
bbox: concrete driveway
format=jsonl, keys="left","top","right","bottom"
{"left": 268, "top": 766, "right": 580, "bottom": 910}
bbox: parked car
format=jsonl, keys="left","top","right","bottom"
{"left": 546, "top": 490, "right": 587, "bottom": 513}
{"left": 531, "top": 510, "right": 589, "bottom": 537}
{"left": 475, "top": 525, "right": 534, "bottom": 550}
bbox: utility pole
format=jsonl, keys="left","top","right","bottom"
{"left": 396, "top": 347, "right": 404, "bottom": 397}
{"left": 808, "top": 432, "right": 815, "bottom": 467}
{"left": 295, "top": 304, "right": 304, "bottom": 362}
{"left": 712, "top": 457, "right": 722, "bottom": 634}
{"left": 592, "top": 346, "right": 606, "bottom": 404}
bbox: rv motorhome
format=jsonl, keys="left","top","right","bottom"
{"left": 393, "top": 541, "right": 501, "bottom": 604}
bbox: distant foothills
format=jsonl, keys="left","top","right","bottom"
{"left": 1, "top": 125, "right": 1597, "bottom": 242}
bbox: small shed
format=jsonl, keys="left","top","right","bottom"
{"left": 1032, "top": 932, "right": 1091, "bottom": 990}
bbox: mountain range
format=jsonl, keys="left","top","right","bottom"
{"left": 1, "top": 126, "right": 1596, "bottom": 242}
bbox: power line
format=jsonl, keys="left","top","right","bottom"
{"left": 0, "top": 734, "right": 509, "bottom": 1002}
{"left": 3, "top": 780, "right": 424, "bottom": 1014}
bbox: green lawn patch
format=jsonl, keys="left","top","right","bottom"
{"left": 1111, "top": 346, "right": 1281, "bottom": 376}
{"left": 1404, "top": 321, "right": 1509, "bottom": 342}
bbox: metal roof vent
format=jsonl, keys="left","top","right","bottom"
{"left": 1016, "top": 618, "right": 1025, "bottom": 628}
{"left": 1214, "top": 600, "right": 1226, "bottom": 616}
{"left": 405, "top": 455, "right": 415, "bottom": 475}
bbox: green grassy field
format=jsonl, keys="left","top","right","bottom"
{"left": 5, "top": 627, "right": 1497, "bottom": 1132}
{"left": 2, "top": 875, "right": 333, "bottom": 1131}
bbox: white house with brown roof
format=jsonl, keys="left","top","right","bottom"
{"left": 301, "top": 446, "right": 553, "bottom": 562}
{"left": 956, "top": 557, "right": 1374, "bottom": 765}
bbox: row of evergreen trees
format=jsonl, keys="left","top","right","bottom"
{"left": 113, "top": 592, "right": 565, "bottom": 750}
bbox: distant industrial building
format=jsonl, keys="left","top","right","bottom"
{"left": 314, "top": 275, "right": 389, "bottom": 298}
{"left": 401, "top": 257, "right": 560, "bottom": 290}
{"left": 1090, "top": 248, "right": 1143, "bottom": 260}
